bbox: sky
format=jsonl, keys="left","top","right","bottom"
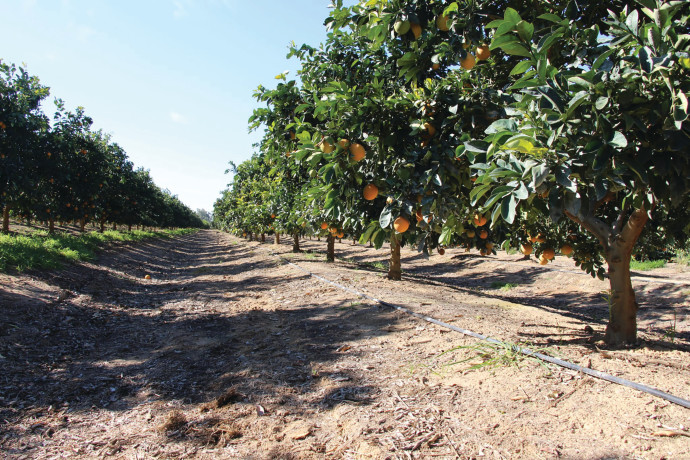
{"left": 0, "top": 0, "right": 340, "bottom": 213}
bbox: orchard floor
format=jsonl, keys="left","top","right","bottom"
{"left": 1, "top": 230, "right": 689, "bottom": 460}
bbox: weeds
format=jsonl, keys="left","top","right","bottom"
{"left": 630, "top": 259, "right": 666, "bottom": 271}
{"left": 438, "top": 340, "right": 555, "bottom": 373}
{"left": 490, "top": 281, "right": 518, "bottom": 291}
{"left": 0, "top": 228, "right": 195, "bottom": 273}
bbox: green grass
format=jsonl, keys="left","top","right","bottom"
{"left": 675, "top": 249, "right": 690, "bottom": 267}
{"left": 490, "top": 281, "right": 518, "bottom": 291}
{"left": 0, "top": 228, "right": 195, "bottom": 272}
{"left": 630, "top": 259, "right": 666, "bottom": 271}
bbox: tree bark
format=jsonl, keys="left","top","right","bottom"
{"left": 80, "top": 218, "right": 86, "bottom": 233}
{"left": 274, "top": 233, "right": 280, "bottom": 245}
{"left": 388, "top": 234, "right": 402, "bottom": 280}
{"left": 100, "top": 219, "right": 105, "bottom": 233}
{"left": 113, "top": 223, "right": 117, "bottom": 231}
{"left": 2, "top": 205, "right": 9, "bottom": 233}
{"left": 48, "top": 218, "right": 55, "bottom": 234}
{"left": 566, "top": 204, "right": 650, "bottom": 346}
{"left": 292, "top": 233, "right": 300, "bottom": 252}
{"left": 128, "top": 224, "right": 132, "bottom": 232}
{"left": 327, "top": 235, "right": 335, "bottom": 262}
{"left": 261, "top": 233, "right": 265, "bottom": 243}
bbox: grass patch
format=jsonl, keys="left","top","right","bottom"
{"left": 630, "top": 259, "right": 666, "bottom": 271}
{"left": 675, "top": 249, "right": 690, "bottom": 267}
{"left": 439, "top": 340, "right": 555, "bottom": 373}
{"left": 0, "top": 228, "right": 196, "bottom": 272}
{"left": 490, "top": 281, "right": 518, "bottom": 291}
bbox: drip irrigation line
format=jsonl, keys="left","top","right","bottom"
{"left": 268, "top": 251, "right": 690, "bottom": 410}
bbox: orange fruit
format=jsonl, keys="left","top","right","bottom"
{"left": 386, "top": 197, "right": 394, "bottom": 205}
{"left": 432, "top": 63, "right": 440, "bottom": 70}
{"left": 320, "top": 140, "right": 335, "bottom": 153}
{"left": 436, "top": 15, "right": 450, "bottom": 31}
{"left": 337, "top": 231, "right": 344, "bottom": 238}
{"left": 144, "top": 274, "right": 151, "bottom": 280}
{"left": 47, "top": 152, "right": 52, "bottom": 158}
{"left": 321, "top": 222, "right": 328, "bottom": 230}
{"left": 473, "top": 214, "right": 487, "bottom": 226}
{"left": 520, "top": 243, "right": 533, "bottom": 255}
{"left": 349, "top": 142, "right": 366, "bottom": 161}
{"left": 485, "top": 242, "right": 494, "bottom": 251}
{"left": 330, "top": 226, "right": 338, "bottom": 234}
{"left": 338, "top": 138, "right": 350, "bottom": 149}
{"left": 363, "top": 183, "right": 378, "bottom": 200}
{"left": 476, "top": 45, "right": 491, "bottom": 60}
{"left": 535, "top": 234, "right": 546, "bottom": 243}
{"left": 541, "top": 248, "right": 555, "bottom": 260}
{"left": 479, "top": 230, "right": 488, "bottom": 239}
{"left": 411, "top": 22, "right": 422, "bottom": 39}
{"left": 539, "top": 256, "right": 549, "bottom": 265}
{"left": 480, "top": 249, "right": 487, "bottom": 256}
{"left": 560, "top": 244, "right": 573, "bottom": 256}
{"left": 461, "top": 53, "right": 476, "bottom": 70}
{"left": 438, "top": 248, "right": 445, "bottom": 255}
{"left": 423, "top": 122, "right": 436, "bottom": 136}
{"left": 394, "top": 216, "right": 410, "bottom": 233}
{"left": 289, "top": 131, "right": 296, "bottom": 140}
{"left": 466, "top": 229, "right": 476, "bottom": 238}
{"left": 271, "top": 214, "right": 276, "bottom": 218}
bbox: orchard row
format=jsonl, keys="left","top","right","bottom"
{"left": 214, "top": 0, "right": 690, "bottom": 346}
{"left": 0, "top": 61, "right": 205, "bottom": 234}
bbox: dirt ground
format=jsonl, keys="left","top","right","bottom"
{"left": 1, "top": 230, "right": 689, "bottom": 459}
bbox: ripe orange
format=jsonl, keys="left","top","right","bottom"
{"left": 541, "top": 248, "right": 555, "bottom": 260}
{"left": 476, "top": 45, "right": 491, "bottom": 60}
{"left": 386, "top": 197, "right": 394, "bottom": 205}
{"left": 411, "top": 22, "right": 422, "bottom": 39}
{"left": 330, "top": 226, "right": 338, "bottom": 234}
{"left": 538, "top": 256, "right": 549, "bottom": 265}
{"left": 423, "top": 122, "right": 436, "bottom": 136}
{"left": 436, "top": 15, "right": 450, "bottom": 31}
{"left": 47, "top": 152, "right": 52, "bottom": 158}
{"left": 560, "top": 244, "right": 573, "bottom": 256}
{"left": 271, "top": 214, "right": 276, "bottom": 218}
{"left": 520, "top": 243, "right": 533, "bottom": 255}
{"left": 485, "top": 242, "right": 494, "bottom": 251}
{"left": 432, "top": 63, "right": 440, "bottom": 70}
{"left": 144, "top": 274, "right": 151, "bottom": 280}
{"left": 290, "top": 131, "right": 296, "bottom": 140}
{"left": 535, "top": 234, "right": 546, "bottom": 243}
{"left": 350, "top": 142, "right": 366, "bottom": 161}
{"left": 473, "top": 214, "right": 487, "bottom": 226}
{"left": 466, "top": 229, "right": 476, "bottom": 238}
{"left": 363, "top": 183, "right": 378, "bottom": 201}
{"left": 480, "top": 249, "right": 487, "bottom": 256}
{"left": 338, "top": 138, "right": 350, "bottom": 149}
{"left": 320, "top": 140, "right": 335, "bottom": 153}
{"left": 321, "top": 222, "right": 328, "bottom": 230}
{"left": 461, "top": 53, "right": 476, "bottom": 70}
{"left": 0, "top": 121, "right": 6, "bottom": 129}
{"left": 337, "top": 231, "right": 344, "bottom": 238}
{"left": 479, "top": 230, "right": 488, "bottom": 239}
{"left": 438, "top": 248, "right": 445, "bottom": 255}
{"left": 394, "top": 216, "right": 410, "bottom": 233}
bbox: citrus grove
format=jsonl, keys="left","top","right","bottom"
{"left": 213, "top": 0, "right": 689, "bottom": 347}
{"left": 0, "top": 61, "right": 205, "bottom": 234}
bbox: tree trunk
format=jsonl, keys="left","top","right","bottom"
{"left": 248, "top": 233, "right": 253, "bottom": 241}
{"left": 352, "top": 238, "right": 356, "bottom": 245}
{"left": 292, "top": 233, "right": 300, "bottom": 252}
{"left": 317, "top": 236, "right": 321, "bottom": 241}
{"left": 567, "top": 204, "right": 649, "bottom": 347}
{"left": 261, "top": 233, "right": 265, "bottom": 243}
{"left": 100, "top": 219, "right": 105, "bottom": 233}
{"left": 327, "top": 235, "right": 335, "bottom": 262}
{"left": 48, "top": 217, "right": 55, "bottom": 234}
{"left": 112, "top": 223, "right": 117, "bottom": 231}
{"left": 128, "top": 224, "right": 132, "bottom": 232}
{"left": 274, "top": 233, "right": 280, "bottom": 245}
{"left": 388, "top": 234, "right": 402, "bottom": 280}
{"left": 80, "top": 218, "right": 86, "bottom": 233}
{"left": 2, "top": 205, "right": 9, "bottom": 233}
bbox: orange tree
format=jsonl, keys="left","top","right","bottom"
{"left": 469, "top": 1, "right": 690, "bottom": 345}
{"left": 0, "top": 61, "right": 50, "bottom": 232}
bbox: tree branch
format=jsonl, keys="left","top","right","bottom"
{"left": 564, "top": 209, "right": 611, "bottom": 250}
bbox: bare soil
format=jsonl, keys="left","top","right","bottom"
{"left": 1, "top": 230, "right": 689, "bottom": 459}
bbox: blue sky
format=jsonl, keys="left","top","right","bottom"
{"left": 0, "top": 0, "right": 339, "bottom": 212}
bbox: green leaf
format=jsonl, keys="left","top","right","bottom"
{"left": 531, "top": 164, "right": 550, "bottom": 188}
{"left": 510, "top": 60, "right": 533, "bottom": 75}
{"left": 516, "top": 21, "right": 534, "bottom": 42}
{"left": 537, "top": 13, "right": 564, "bottom": 23}
{"left": 485, "top": 19, "right": 504, "bottom": 29}
{"left": 608, "top": 131, "right": 628, "bottom": 149}
{"left": 626, "top": 9, "right": 639, "bottom": 36}
{"left": 595, "top": 96, "right": 609, "bottom": 110}
{"left": 379, "top": 207, "right": 392, "bottom": 229}
{"left": 504, "top": 8, "right": 522, "bottom": 25}
{"left": 485, "top": 118, "right": 518, "bottom": 134}
{"left": 501, "top": 194, "right": 517, "bottom": 223}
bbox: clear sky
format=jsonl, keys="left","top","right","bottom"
{"left": 0, "top": 0, "right": 339, "bottom": 213}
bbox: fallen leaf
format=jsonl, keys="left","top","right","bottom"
{"left": 651, "top": 430, "right": 689, "bottom": 437}
{"left": 337, "top": 345, "right": 352, "bottom": 352}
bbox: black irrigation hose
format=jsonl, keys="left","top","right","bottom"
{"left": 274, "top": 254, "right": 690, "bottom": 410}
